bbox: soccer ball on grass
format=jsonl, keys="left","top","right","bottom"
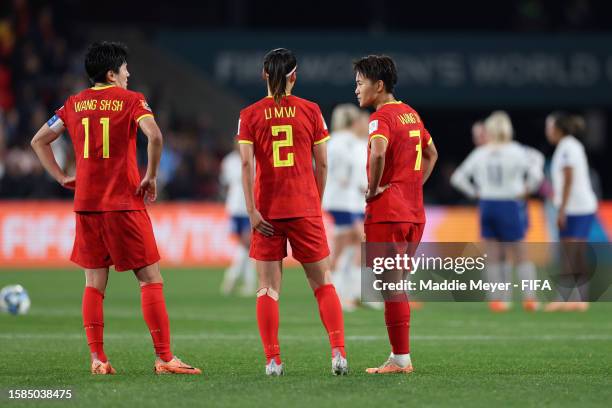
{"left": 0, "top": 285, "right": 31, "bottom": 315}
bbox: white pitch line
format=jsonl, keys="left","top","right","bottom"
{"left": 1, "top": 333, "right": 611, "bottom": 342}
{"left": 20, "top": 309, "right": 612, "bottom": 330}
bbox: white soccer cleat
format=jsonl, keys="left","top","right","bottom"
{"left": 331, "top": 350, "right": 348, "bottom": 376}
{"left": 265, "top": 359, "right": 284, "bottom": 376}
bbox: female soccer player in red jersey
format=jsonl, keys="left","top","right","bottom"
{"left": 237, "top": 48, "right": 347, "bottom": 376}
{"left": 30, "top": 42, "right": 200, "bottom": 375}
{"left": 353, "top": 55, "right": 438, "bottom": 374}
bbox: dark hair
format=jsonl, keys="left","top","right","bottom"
{"left": 353, "top": 55, "right": 397, "bottom": 93}
{"left": 263, "top": 48, "right": 297, "bottom": 104}
{"left": 549, "top": 111, "right": 586, "bottom": 137}
{"left": 84, "top": 41, "right": 128, "bottom": 84}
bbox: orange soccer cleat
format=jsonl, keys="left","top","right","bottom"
{"left": 154, "top": 356, "right": 202, "bottom": 375}
{"left": 366, "top": 355, "right": 414, "bottom": 374}
{"left": 564, "top": 302, "right": 590, "bottom": 312}
{"left": 489, "top": 301, "right": 511, "bottom": 313}
{"left": 91, "top": 359, "right": 116, "bottom": 375}
{"left": 544, "top": 301, "right": 568, "bottom": 312}
{"left": 522, "top": 299, "right": 541, "bottom": 312}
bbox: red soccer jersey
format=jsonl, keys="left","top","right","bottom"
{"left": 365, "top": 101, "right": 433, "bottom": 224}
{"left": 237, "top": 95, "right": 329, "bottom": 219}
{"left": 54, "top": 85, "right": 153, "bottom": 212}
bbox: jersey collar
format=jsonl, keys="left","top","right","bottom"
{"left": 91, "top": 84, "right": 117, "bottom": 90}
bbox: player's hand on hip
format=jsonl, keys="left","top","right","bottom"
{"left": 365, "top": 184, "right": 390, "bottom": 202}
{"left": 60, "top": 175, "right": 76, "bottom": 190}
{"left": 557, "top": 209, "right": 567, "bottom": 230}
{"left": 136, "top": 176, "right": 157, "bottom": 202}
{"left": 249, "top": 209, "right": 274, "bottom": 236}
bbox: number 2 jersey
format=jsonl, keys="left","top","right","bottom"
{"left": 236, "top": 95, "right": 329, "bottom": 219}
{"left": 49, "top": 84, "right": 154, "bottom": 212}
{"left": 366, "top": 101, "right": 433, "bottom": 225}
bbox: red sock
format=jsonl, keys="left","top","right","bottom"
{"left": 140, "top": 283, "right": 173, "bottom": 362}
{"left": 384, "top": 294, "right": 411, "bottom": 355}
{"left": 82, "top": 286, "right": 107, "bottom": 362}
{"left": 256, "top": 292, "right": 280, "bottom": 363}
{"left": 314, "top": 284, "right": 345, "bottom": 357}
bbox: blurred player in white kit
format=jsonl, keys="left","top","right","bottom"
{"left": 451, "top": 111, "right": 544, "bottom": 312}
{"left": 220, "top": 145, "right": 256, "bottom": 296}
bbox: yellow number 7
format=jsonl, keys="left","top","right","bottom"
{"left": 409, "top": 129, "right": 422, "bottom": 171}
{"left": 271, "top": 125, "right": 294, "bottom": 167}
{"left": 81, "top": 117, "right": 110, "bottom": 159}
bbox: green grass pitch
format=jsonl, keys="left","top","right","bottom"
{"left": 1, "top": 268, "right": 611, "bottom": 407}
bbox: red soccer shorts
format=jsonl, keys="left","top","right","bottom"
{"left": 250, "top": 216, "right": 330, "bottom": 263}
{"left": 365, "top": 222, "right": 425, "bottom": 244}
{"left": 71, "top": 210, "right": 160, "bottom": 272}
{"left": 365, "top": 222, "right": 425, "bottom": 272}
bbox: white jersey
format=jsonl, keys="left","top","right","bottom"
{"left": 551, "top": 135, "right": 597, "bottom": 215}
{"left": 451, "top": 141, "right": 543, "bottom": 200}
{"left": 349, "top": 137, "right": 368, "bottom": 214}
{"left": 323, "top": 130, "right": 358, "bottom": 212}
{"left": 220, "top": 151, "right": 248, "bottom": 216}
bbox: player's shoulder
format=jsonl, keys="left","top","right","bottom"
{"left": 288, "top": 95, "right": 322, "bottom": 120}
{"left": 328, "top": 130, "right": 353, "bottom": 148}
{"left": 289, "top": 95, "right": 319, "bottom": 110}
{"left": 221, "top": 150, "right": 238, "bottom": 166}
{"left": 115, "top": 87, "right": 147, "bottom": 101}
{"left": 563, "top": 135, "right": 583, "bottom": 150}
{"left": 240, "top": 96, "right": 270, "bottom": 117}
{"left": 506, "top": 141, "right": 527, "bottom": 153}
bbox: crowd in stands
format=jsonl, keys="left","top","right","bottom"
{"left": 0, "top": 1, "right": 225, "bottom": 201}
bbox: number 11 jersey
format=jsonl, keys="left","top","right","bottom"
{"left": 52, "top": 84, "right": 153, "bottom": 212}
{"left": 237, "top": 95, "right": 329, "bottom": 219}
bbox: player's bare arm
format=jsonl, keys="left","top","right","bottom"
{"left": 558, "top": 166, "right": 573, "bottom": 229}
{"left": 312, "top": 142, "right": 328, "bottom": 201}
{"left": 239, "top": 142, "right": 273, "bottom": 236}
{"left": 365, "top": 136, "right": 389, "bottom": 201}
{"left": 422, "top": 139, "right": 438, "bottom": 185}
{"left": 30, "top": 123, "right": 75, "bottom": 189}
{"left": 135, "top": 115, "right": 163, "bottom": 202}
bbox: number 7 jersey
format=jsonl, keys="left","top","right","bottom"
{"left": 237, "top": 95, "right": 329, "bottom": 219}
{"left": 52, "top": 84, "right": 153, "bottom": 211}
{"left": 366, "top": 101, "right": 433, "bottom": 224}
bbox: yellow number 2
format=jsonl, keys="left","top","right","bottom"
{"left": 81, "top": 117, "right": 110, "bottom": 159}
{"left": 409, "top": 129, "right": 422, "bottom": 171}
{"left": 271, "top": 125, "right": 294, "bottom": 167}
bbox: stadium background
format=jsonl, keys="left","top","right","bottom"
{"left": 1, "top": 0, "right": 611, "bottom": 268}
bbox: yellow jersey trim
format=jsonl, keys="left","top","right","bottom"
{"left": 91, "top": 84, "right": 117, "bottom": 90}
{"left": 238, "top": 140, "right": 254, "bottom": 144}
{"left": 428, "top": 137, "right": 433, "bottom": 145}
{"left": 136, "top": 113, "right": 154, "bottom": 123}
{"left": 313, "top": 135, "right": 330, "bottom": 145}
{"left": 381, "top": 100, "right": 402, "bottom": 106}
{"left": 369, "top": 134, "right": 389, "bottom": 143}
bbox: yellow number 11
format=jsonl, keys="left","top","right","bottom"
{"left": 81, "top": 117, "right": 110, "bottom": 159}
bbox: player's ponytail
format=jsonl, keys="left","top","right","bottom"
{"left": 263, "top": 48, "right": 297, "bottom": 104}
